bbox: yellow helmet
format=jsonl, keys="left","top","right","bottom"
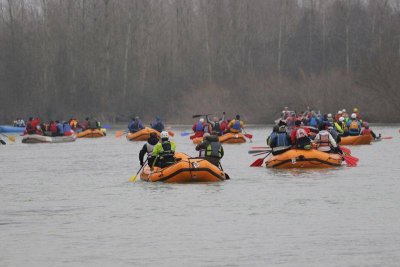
{"left": 353, "top": 107, "right": 359, "bottom": 113}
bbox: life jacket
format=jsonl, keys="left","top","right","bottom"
{"left": 361, "top": 128, "right": 371, "bottom": 135}
{"left": 231, "top": 120, "right": 241, "bottom": 131}
{"left": 26, "top": 122, "right": 35, "bottom": 134}
{"left": 276, "top": 133, "right": 291, "bottom": 147}
{"left": 296, "top": 128, "right": 308, "bottom": 139}
{"left": 195, "top": 122, "right": 204, "bottom": 132}
{"left": 145, "top": 143, "right": 155, "bottom": 158}
{"left": 70, "top": 120, "right": 78, "bottom": 128}
{"left": 308, "top": 117, "right": 318, "bottom": 127}
{"left": 213, "top": 122, "right": 221, "bottom": 132}
{"left": 158, "top": 141, "right": 175, "bottom": 166}
{"left": 88, "top": 119, "right": 98, "bottom": 129}
{"left": 316, "top": 131, "right": 331, "bottom": 148}
{"left": 334, "top": 122, "right": 344, "bottom": 134}
{"left": 63, "top": 124, "right": 73, "bottom": 136}
{"left": 50, "top": 123, "right": 58, "bottom": 133}
{"left": 348, "top": 120, "right": 360, "bottom": 135}
{"left": 205, "top": 140, "right": 223, "bottom": 159}
{"left": 57, "top": 123, "right": 64, "bottom": 134}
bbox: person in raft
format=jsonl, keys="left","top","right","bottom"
{"left": 152, "top": 131, "right": 176, "bottom": 169}
{"left": 360, "top": 122, "right": 380, "bottom": 140}
{"left": 139, "top": 132, "right": 159, "bottom": 167}
{"left": 267, "top": 125, "right": 292, "bottom": 155}
{"left": 195, "top": 132, "right": 224, "bottom": 167}
{"left": 206, "top": 112, "right": 226, "bottom": 136}
{"left": 346, "top": 113, "right": 362, "bottom": 136}
{"left": 314, "top": 123, "right": 340, "bottom": 153}
{"left": 191, "top": 118, "right": 205, "bottom": 139}
{"left": 128, "top": 116, "right": 144, "bottom": 133}
{"left": 227, "top": 115, "right": 244, "bottom": 133}
{"left": 291, "top": 120, "right": 312, "bottom": 150}
{"left": 150, "top": 116, "right": 165, "bottom": 133}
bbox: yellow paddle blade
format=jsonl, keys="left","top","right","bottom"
{"left": 128, "top": 175, "right": 137, "bottom": 182}
{"left": 115, "top": 130, "right": 125, "bottom": 138}
{"left": 8, "top": 136, "right": 16, "bottom": 142}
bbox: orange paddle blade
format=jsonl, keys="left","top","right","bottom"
{"left": 168, "top": 131, "right": 175, "bottom": 137}
{"left": 115, "top": 130, "right": 126, "bottom": 138}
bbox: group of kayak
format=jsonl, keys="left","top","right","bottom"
{"left": 250, "top": 107, "right": 385, "bottom": 169}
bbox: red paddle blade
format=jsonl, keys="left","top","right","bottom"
{"left": 343, "top": 155, "right": 357, "bottom": 167}
{"left": 381, "top": 136, "right": 392, "bottom": 140}
{"left": 251, "top": 146, "right": 270, "bottom": 149}
{"left": 250, "top": 158, "right": 264, "bottom": 167}
{"left": 244, "top": 134, "right": 253, "bottom": 139}
{"left": 348, "top": 155, "right": 359, "bottom": 162}
{"left": 340, "top": 146, "right": 351, "bottom": 155}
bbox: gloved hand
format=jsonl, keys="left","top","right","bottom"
{"left": 140, "top": 161, "right": 144, "bottom": 166}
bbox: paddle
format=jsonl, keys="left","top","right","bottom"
{"left": 0, "top": 139, "right": 5, "bottom": 145}
{"left": 102, "top": 124, "right": 111, "bottom": 129}
{"left": 129, "top": 159, "right": 148, "bottom": 182}
{"left": 218, "top": 162, "right": 230, "bottom": 180}
{"left": 381, "top": 136, "right": 392, "bottom": 140}
{"left": 115, "top": 130, "right": 127, "bottom": 138}
{"left": 1, "top": 133, "right": 15, "bottom": 142}
{"left": 340, "top": 146, "right": 351, "bottom": 155}
{"left": 248, "top": 149, "right": 271, "bottom": 154}
{"left": 250, "top": 152, "right": 271, "bottom": 167}
{"left": 192, "top": 114, "right": 211, "bottom": 118}
{"left": 242, "top": 129, "right": 253, "bottom": 143}
{"left": 168, "top": 130, "right": 175, "bottom": 137}
{"left": 251, "top": 146, "right": 270, "bottom": 149}
{"left": 180, "top": 131, "right": 192, "bottom": 137}
{"left": 342, "top": 154, "right": 357, "bottom": 167}
{"left": 252, "top": 151, "right": 271, "bottom": 157}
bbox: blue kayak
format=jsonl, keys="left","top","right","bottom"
{"left": 0, "top": 125, "right": 25, "bottom": 133}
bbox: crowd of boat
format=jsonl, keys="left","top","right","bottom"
{"left": 0, "top": 107, "right": 393, "bottom": 183}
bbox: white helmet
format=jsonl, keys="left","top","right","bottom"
{"left": 338, "top": 110, "right": 343, "bottom": 114}
{"left": 160, "top": 131, "right": 169, "bottom": 139}
{"left": 342, "top": 109, "right": 346, "bottom": 113}
{"left": 199, "top": 118, "right": 204, "bottom": 123}
{"left": 351, "top": 113, "right": 357, "bottom": 119}
{"left": 339, "top": 116, "right": 345, "bottom": 122}
{"left": 327, "top": 113, "right": 332, "bottom": 118}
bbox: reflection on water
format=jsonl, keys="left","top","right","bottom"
{"left": 1, "top": 125, "right": 399, "bottom": 266}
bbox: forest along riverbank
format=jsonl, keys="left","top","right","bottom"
{"left": 1, "top": 126, "right": 399, "bottom": 266}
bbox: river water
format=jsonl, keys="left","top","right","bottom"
{"left": 1, "top": 125, "right": 399, "bottom": 267}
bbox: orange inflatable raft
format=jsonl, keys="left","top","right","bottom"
{"left": 76, "top": 129, "right": 106, "bottom": 138}
{"left": 266, "top": 149, "right": 342, "bottom": 169}
{"left": 339, "top": 135, "right": 372, "bottom": 145}
{"left": 192, "top": 133, "right": 246, "bottom": 144}
{"left": 126, "top": 127, "right": 160, "bottom": 141}
{"left": 140, "top": 153, "right": 226, "bottom": 183}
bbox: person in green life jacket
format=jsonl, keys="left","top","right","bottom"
{"left": 206, "top": 112, "right": 225, "bottom": 136}
{"left": 195, "top": 132, "right": 224, "bottom": 167}
{"left": 152, "top": 131, "right": 176, "bottom": 169}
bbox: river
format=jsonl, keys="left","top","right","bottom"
{"left": 1, "top": 125, "right": 399, "bottom": 266}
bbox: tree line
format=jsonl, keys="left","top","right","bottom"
{"left": 0, "top": 0, "right": 399, "bottom": 123}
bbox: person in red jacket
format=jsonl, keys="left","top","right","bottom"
{"left": 290, "top": 120, "right": 312, "bottom": 149}
{"left": 190, "top": 118, "right": 205, "bottom": 139}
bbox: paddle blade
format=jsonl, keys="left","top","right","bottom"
{"left": 0, "top": 139, "right": 6, "bottom": 145}
{"left": 251, "top": 146, "right": 270, "bottom": 149}
{"left": 168, "top": 131, "right": 175, "bottom": 137}
{"left": 343, "top": 155, "right": 357, "bottom": 167}
{"left": 102, "top": 124, "right": 111, "bottom": 129}
{"left": 8, "top": 136, "right": 15, "bottom": 142}
{"left": 115, "top": 130, "right": 126, "bottom": 138}
{"left": 180, "top": 132, "right": 191, "bottom": 136}
{"left": 248, "top": 149, "right": 271, "bottom": 154}
{"left": 340, "top": 146, "right": 351, "bottom": 155}
{"left": 128, "top": 175, "right": 137, "bottom": 182}
{"left": 381, "top": 136, "right": 392, "bottom": 140}
{"left": 250, "top": 158, "right": 264, "bottom": 167}
{"left": 244, "top": 133, "right": 253, "bottom": 139}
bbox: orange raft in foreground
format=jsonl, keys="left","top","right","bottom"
{"left": 140, "top": 153, "right": 226, "bottom": 183}
{"left": 266, "top": 149, "right": 343, "bottom": 169}
{"left": 126, "top": 127, "right": 160, "bottom": 141}
{"left": 76, "top": 129, "right": 106, "bottom": 138}
{"left": 339, "top": 135, "right": 372, "bottom": 145}
{"left": 192, "top": 133, "right": 246, "bottom": 144}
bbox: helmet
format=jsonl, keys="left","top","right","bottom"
{"left": 339, "top": 116, "right": 344, "bottom": 122}
{"left": 351, "top": 113, "right": 357, "bottom": 119}
{"left": 160, "top": 131, "right": 169, "bottom": 139}
{"left": 353, "top": 108, "right": 359, "bottom": 113}
{"left": 203, "top": 132, "right": 210, "bottom": 137}
{"left": 327, "top": 113, "right": 332, "bottom": 118}
{"left": 342, "top": 109, "right": 346, "bottom": 113}
{"left": 338, "top": 111, "right": 342, "bottom": 114}
{"left": 199, "top": 118, "right": 204, "bottom": 123}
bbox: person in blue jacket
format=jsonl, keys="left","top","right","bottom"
{"left": 128, "top": 116, "right": 144, "bottom": 133}
{"left": 150, "top": 116, "right": 164, "bottom": 133}
{"left": 56, "top": 120, "right": 64, "bottom": 136}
